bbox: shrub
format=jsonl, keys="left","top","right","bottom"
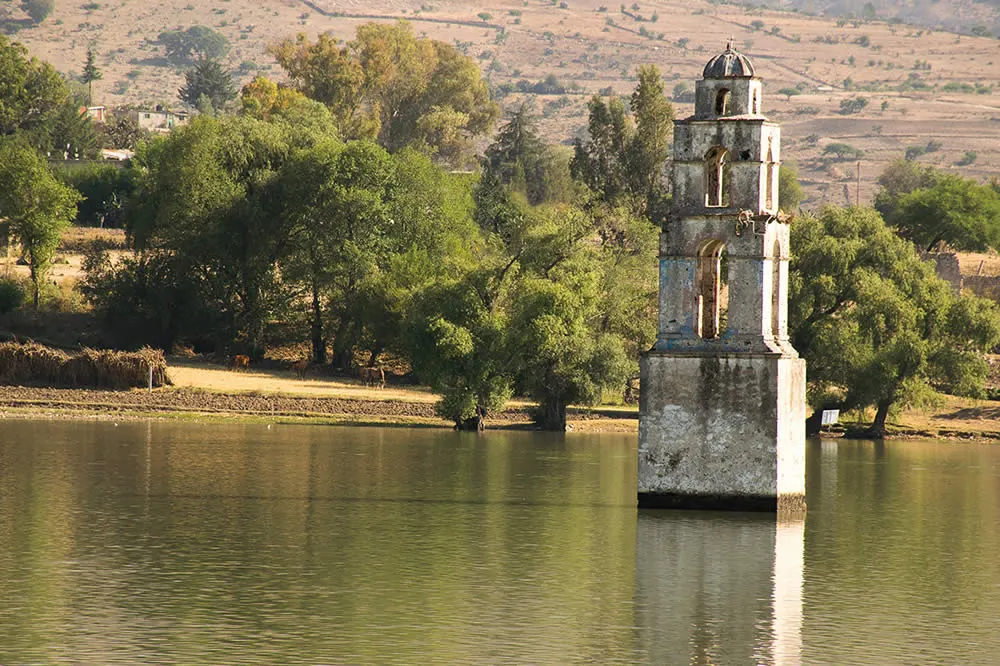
{"left": 0, "top": 278, "right": 26, "bottom": 314}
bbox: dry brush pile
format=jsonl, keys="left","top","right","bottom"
{"left": 0, "top": 342, "right": 171, "bottom": 389}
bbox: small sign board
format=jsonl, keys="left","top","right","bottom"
{"left": 821, "top": 409, "right": 840, "bottom": 426}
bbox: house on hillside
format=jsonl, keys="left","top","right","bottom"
{"left": 127, "top": 106, "right": 190, "bottom": 133}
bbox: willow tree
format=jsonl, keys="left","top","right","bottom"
{"left": 789, "top": 206, "right": 1000, "bottom": 437}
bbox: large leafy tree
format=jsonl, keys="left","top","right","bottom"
{"left": 0, "top": 35, "right": 67, "bottom": 139}
{"left": 872, "top": 158, "right": 938, "bottom": 221}
{"left": 21, "top": 0, "right": 54, "bottom": 24}
{"left": 885, "top": 174, "right": 1000, "bottom": 252}
{"left": 0, "top": 140, "right": 79, "bottom": 308}
{"left": 270, "top": 22, "right": 498, "bottom": 166}
{"left": 125, "top": 116, "right": 326, "bottom": 356}
{"left": 789, "top": 206, "right": 1000, "bottom": 437}
{"left": 158, "top": 26, "right": 230, "bottom": 66}
{"left": 179, "top": 58, "right": 236, "bottom": 112}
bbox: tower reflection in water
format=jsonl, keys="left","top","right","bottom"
{"left": 635, "top": 511, "right": 804, "bottom": 665}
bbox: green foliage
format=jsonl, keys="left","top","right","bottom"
{"left": 0, "top": 35, "right": 68, "bottom": 140}
{"left": 957, "top": 151, "right": 978, "bottom": 166}
{"left": 55, "top": 162, "right": 137, "bottom": 227}
{"left": 873, "top": 158, "right": 939, "bottom": 220}
{"left": 838, "top": 96, "right": 869, "bottom": 114}
{"left": 0, "top": 277, "right": 26, "bottom": 314}
{"left": 779, "top": 164, "right": 804, "bottom": 211}
{"left": 21, "top": 0, "right": 54, "bottom": 23}
{"left": 101, "top": 112, "right": 148, "bottom": 150}
{"left": 822, "top": 142, "right": 863, "bottom": 160}
{"left": 0, "top": 139, "right": 80, "bottom": 308}
{"left": 81, "top": 46, "right": 102, "bottom": 105}
{"left": 36, "top": 98, "right": 101, "bottom": 159}
{"left": 777, "top": 87, "right": 800, "bottom": 101}
{"left": 179, "top": 58, "right": 236, "bottom": 111}
{"left": 886, "top": 174, "right": 1000, "bottom": 252}
{"left": 482, "top": 104, "right": 574, "bottom": 205}
{"left": 571, "top": 65, "right": 673, "bottom": 221}
{"left": 81, "top": 249, "right": 211, "bottom": 351}
{"left": 269, "top": 23, "right": 499, "bottom": 167}
{"left": 789, "top": 206, "right": 1000, "bottom": 436}
{"left": 158, "top": 26, "right": 230, "bottom": 66}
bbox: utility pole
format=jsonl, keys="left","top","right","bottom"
{"left": 856, "top": 160, "right": 861, "bottom": 207}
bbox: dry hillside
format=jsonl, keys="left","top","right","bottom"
{"left": 5, "top": 0, "right": 1000, "bottom": 206}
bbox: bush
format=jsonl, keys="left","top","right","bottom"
{"left": 0, "top": 278, "right": 26, "bottom": 314}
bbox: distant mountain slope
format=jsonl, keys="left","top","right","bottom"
{"left": 3, "top": 0, "right": 1000, "bottom": 207}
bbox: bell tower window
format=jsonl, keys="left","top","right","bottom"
{"left": 765, "top": 140, "right": 776, "bottom": 211}
{"left": 705, "top": 147, "right": 731, "bottom": 207}
{"left": 715, "top": 89, "right": 731, "bottom": 116}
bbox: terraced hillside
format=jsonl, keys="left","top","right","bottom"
{"left": 5, "top": 0, "right": 1000, "bottom": 205}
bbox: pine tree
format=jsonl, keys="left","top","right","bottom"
{"left": 81, "top": 47, "right": 103, "bottom": 106}
{"left": 179, "top": 59, "right": 236, "bottom": 112}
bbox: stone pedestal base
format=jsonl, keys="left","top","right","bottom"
{"left": 638, "top": 352, "right": 806, "bottom": 511}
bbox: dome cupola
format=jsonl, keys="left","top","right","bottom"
{"left": 702, "top": 40, "right": 756, "bottom": 79}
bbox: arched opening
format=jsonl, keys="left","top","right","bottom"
{"left": 715, "top": 89, "right": 731, "bottom": 116}
{"left": 696, "top": 240, "right": 728, "bottom": 339}
{"left": 771, "top": 239, "right": 782, "bottom": 340}
{"left": 752, "top": 90, "right": 759, "bottom": 114}
{"left": 765, "top": 142, "right": 776, "bottom": 210}
{"left": 705, "top": 146, "right": 731, "bottom": 207}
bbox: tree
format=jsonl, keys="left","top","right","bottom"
{"left": 81, "top": 46, "right": 103, "bottom": 106}
{"left": 778, "top": 87, "right": 800, "bottom": 102}
{"left": 822, "top": 142, "right": 863, "bottom": 160}
{"left": 179, "top": 59, "right": 236, "bottom": 111}
{"left": 779, "top": 163, "right": 804, "bottom": 211}
{"left": 508, "top": 270, "right": 632, "bottom": 431}
{"left": 0, "top": 35, "right": 68, "bottom": 139}
{"left": 158, "top": 26, "right": 230, "bottom": 66}
{"left": 38, "top": 98, "right": 101, "bottom": 159}
{"left": 872, "top": 158, "right": 938, "bottom": 220}
{"left": 21, "top": 0, "right": 54, "bottom": 24}
{"left": 0, "top": 140, "right": 79, "bottom": 308}
{"left": 482, "top": 104, "right": 573, "bottom": 205}
{"left": 886, "top": 174, "right": 1000, "bottom": 252}
{"left": 571, "top": 66, "right": 674, "bottom": 219}
{"left": 788, "top": 206, "right": 1000, "bottom": 437}
{"left": 239, "top": 76, "right": 312, "bottom": 121}
{"left": 406, "top": 273, "right": 513, "bottom": 429}
{"left": 269, "top": 22, "right": 499, "bottom": 166}
{"left": 101, "top": 112, "right": 148, "bottom": 150}
{"left": 125, "top": 116, "right": 319, "bottom": 357}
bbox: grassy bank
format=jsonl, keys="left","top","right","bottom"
{"left": 0, "top": 357, "right": 640, "bottom": 433}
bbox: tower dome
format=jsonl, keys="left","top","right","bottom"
{"left": 702, "top": 41, "right": 756, "bottom": 79}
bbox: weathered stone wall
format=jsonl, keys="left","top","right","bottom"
{"left": 638, "top": 353, "right": 806, "bottom": 510}
{"left": 963, "top": 275, "right": 1000, "bottom": 300}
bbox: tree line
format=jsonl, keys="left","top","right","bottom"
{"left": 2, "top": 24, "right": 1000, "bottom": 435}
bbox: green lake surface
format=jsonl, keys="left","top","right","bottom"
{"left": 1, "top": 419, "right": 998, "bottom": 664}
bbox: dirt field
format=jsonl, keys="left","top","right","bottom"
{"left": 5, "top": 0, "right": 1000, "bottom": 206}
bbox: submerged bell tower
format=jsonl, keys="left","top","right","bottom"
{"left": 638, "top": 43, "right": 806, "bottom": 512}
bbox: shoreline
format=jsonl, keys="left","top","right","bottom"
{"left": 0, "top": 385, "right": 640, "bottom": 433}
{"left": 3, "top": 384, "right": 999, "bottom": 440}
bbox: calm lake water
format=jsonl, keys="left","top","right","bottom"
{"left": 1, "top": 419, "right": 998, "bottom": 665}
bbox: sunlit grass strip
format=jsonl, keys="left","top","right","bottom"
{"left": 0, "top": 342, "right": 170, "bottom": 389}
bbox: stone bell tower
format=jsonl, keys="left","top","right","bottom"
{"left": 638, "top": 43, "right": 806, "bottom": 512}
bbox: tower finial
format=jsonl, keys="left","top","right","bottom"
{"left": 726, "top": 36, "right": 734, "bottom": 51}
